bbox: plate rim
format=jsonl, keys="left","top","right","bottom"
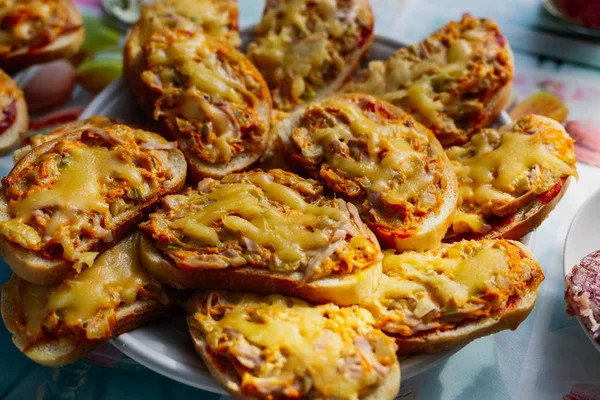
{"left": 562, "top": 187, "right": 600, "bottom": 352}
{"left": 76, "top": 32, "right": 534, "bottom": 392}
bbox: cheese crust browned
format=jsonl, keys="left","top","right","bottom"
{"left": 140, "top": 169, "right": 381, "bottom": 283}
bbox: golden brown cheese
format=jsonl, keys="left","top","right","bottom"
{"left": 0, "top": 0, "right": 82, "bottom": 55}
{"left": 191, "top": 292, "right": 398, "bottom": 399}
{"left": 445, "top": 114, "right": 577, "bottom": 235}
{"left": 141, "top": 29, "right": 270, "bottom": 166}
{"left": 140, "top": 169, "right": 381, "bottom": 282}
{"left": 282, "top": 93, "right": 456, "bottom": 251}
{"left": 137, "top": 0, "right": 240, "bottom": 47}
{"left": 247, "top": 0, "right": 373, "bottom": 111}
{"left": 363, "top": 240, "right": 543, "bottom": 337}
{"left": 18, "top": 233, "right": 166, "bottom": 344}
{"left": 345, "top": 14, "right": 513, "bottom": 146}
{"left": 0, "top": 122, "right": 176, "bottom": 264}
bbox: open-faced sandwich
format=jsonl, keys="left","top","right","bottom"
{"left": 0, "top": 68, "right": 27, "bottom": 154}
{"left": 247, "top": 0, "right": 374, "bottom": 111}
{"left": 1, "top": 232, "right": 170, "bottom": 366}
{"left": 345, "top": 14, "right": 513, "bottom": 146}
{"left": 444, "top": 114, "right": 577, "bottom": 241}
{"left": 124, "top": 0, "right": 241, "bottom": 116}
{"left": 140, "top": 169, "right": 383, "bottom": 305}
{"left": 0, "top": 0, "right": 84, "bottom": 72}
{"left": 125, "top": 28, "right": 272, "bottom": 181}
{"left": 0, "top": 117, "right": 187, "bottom": 285}
{"left": 277, "top": 93, "right": 458, "bottom": 252}
{"left": 186, "top": 290, "right": 401, "bottom": 400}
{"left": 363, "top": 239, "right": 544, "bottom": 354}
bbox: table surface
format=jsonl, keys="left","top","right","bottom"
{"left": 2, "top": 1, "right": 600, "bottom": 399}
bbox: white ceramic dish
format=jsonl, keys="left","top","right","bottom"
{"left": 563, "top": 188, "right": 600, "bottom": 353}
{"left": 80, "top": 32, "right": 534, "bottom": 392}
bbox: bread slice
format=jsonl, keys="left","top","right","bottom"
{"left": 247, "top": 0, "right": 374, "bottom": 112}
{"left": 0, "top": 1, "right": 84, "bottom": 72}
{"left": 2, "top": 275, "right": 168, "bottom": 366}
{"left": 1, "top": 232, "right": 170, "bottom": 367}
{"left": 0, "top": 121, "right": 187, "bottom": 285}
{"left": 140, "top": 234, "right": 382, "bottom": 306}
{"left": 186, "top": 291, "right": 401, "bottom": 400}
{"left": 394, "top": 289, "right": 538, "bottom": 354}
{"left": 139, "top": 169, "right": 383, "bottom": 306}
{"left": 124, "top": 28, "right": 272, "bottom": 181}
{"left": 344, "top": 14, "right": 513, "bottom": 147}
{"left": 444, "top": 114, "right": 577, "bottom": 242}
{"left": 0, "top": 69, "right": 28, "bottom": 155}
{"left": 364, "top": 240, "right": 544, "bottom": 355}
{"left": 276, "top": 93, "right": 458, "bottom": 252}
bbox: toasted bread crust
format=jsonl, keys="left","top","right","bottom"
{"left": 1, "top": 274, "right": 170, "bottom": 367}
{"left": 393, "top": 283, "right": 538, "bottom": 355}
{"left": 140, "top": 233, "right": 382, "bottom": 306}
{"left": 0, "top": 123, "right": 187, "bottom": 285}
{"left": 446, "top": 177, "right": 570, "bottom": 242}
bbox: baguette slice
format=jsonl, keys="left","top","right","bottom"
{"left": 125, "top": 28, "right": 272, "bottom": 181}
{"left": 444, "top": 114, "right": 577, "bottom": 242}
{"left": 0, "top": 118, "right": 187, "bottom": 285}
{"left": 139, "top": 169, "right": 383, "bottom": 305}
{"left": 0, "top": 0, "right": 84, "bottom": 72}
{"left": 1, "top": 233, "right": 170, "bottom": 367}
{"left": 345, "top": 13, "right": 513, "bottom": 146}
{"left": 0, "top": 69, "right": 28, "bottom": 154}
{"left": 276, "top": 93, "right": 458, "bottom": 252}
{"left": 246, "top": 0, "right": 374, "bottom": 112}
{"left": 362, "top": 240, "right": 544, "bottom": 355}
{"left": 186, "top": 291, "right": 401, "bottom": 400}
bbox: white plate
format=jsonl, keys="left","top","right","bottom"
{"left": 563, "top": 188, "right": 600, "bottom": 353}
{"left": 81, "top": 32, "right": 534, "bottom": 393}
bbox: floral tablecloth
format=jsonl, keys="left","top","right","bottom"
{"left": 2, "top": 1, "right": 600, "bottom": 399}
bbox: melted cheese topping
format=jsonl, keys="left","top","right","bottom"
{"left": 175, "top": 175, "right": 345, "bottom": 264}
{"left": 142, "top": 29, "right": 266, "bottom": 164}
{"left": 345, "top": 15, "right": 513, "bottom": 145}
{"left": 141, "top": 170, "right": 380, "bottom": 280}
{"left": 2, "top": 144, "right": 142, "bottom": 261}
{"left": 138, "top": 0, "right": 240, "bottom": 47}
{"left": 19, "top": 233, "right": 165, "bottom": 342}
{"left": 312, "top": 97, "right": 435, "bottom": 202}
{"left": 363, "top": 239, "right": 541, "bottom": 336}
{"left": 445, "top": 115, "right": 577, "bottom": 234}
{"left": 247, "top": 0, "right": 373, "bottom": 111}
{"left": 194, "top": 293, "right": 397, "bottom": 399}
{"left": 1, "top": 123, "right": 174, "bottom": 263}
{"left": 287, "top": 94, "right": 451, "bottom": 245}
{"left": 14, "top": 146, "right": 143, "bottom": 220}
